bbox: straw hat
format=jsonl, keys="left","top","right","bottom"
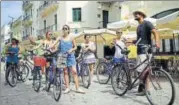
{"left": 133, "top": 9, "right": 147, "bottom": 18}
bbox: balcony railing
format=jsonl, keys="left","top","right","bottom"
{"left": 38, "top": 1, "right": 58, "bottom": 13}
{"left": 23, "top": 1, "right": 33, "bottom": 12}
{"left": 23, "top": 15, "right": 32, "bottom": 21}
{"left": 23, "top": 1, "right": 30, "bottom": 7}
{"left": 37, "top": 24, "right": 57, "bottom": 35}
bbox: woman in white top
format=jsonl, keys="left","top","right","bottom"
{"left": 78, "top": 35, "right": 96, "bottom": 80}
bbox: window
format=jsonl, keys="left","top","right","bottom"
{"left": 151, "top": 8, "right": 179, "bottom": 19}
{"left": 72, "top": 8, "right": 81, "bottom": 22}
{"left": 54, "top": 14, "right": 57, "bottom": 31}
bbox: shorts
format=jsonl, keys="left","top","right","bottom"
{"left": 66, "top": 55, "right": 76, "bottom": 67}
{"left": 136, "top": 54, "right": 152, "bottom": 72}
{"left": 113, "top": 57, "right": 126, "bottom": 64}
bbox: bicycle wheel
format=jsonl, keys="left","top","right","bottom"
{"left": 6, "top": 66, "right": 17, "bottom": 87}
{"left": 145, "top": 68, "right": 175, "bottom": 105}
{"left": 81, "top": 64, "right": 91, "bottom": 89}
{"left": 128, "top": 62, "right": 139, "bottom": 88}
{"left": 96, "top": 62, "right": 110, "bottom": 84}
{"left": 53, "top": 72, "right": 62, "bottom": 101}
{"left": 111, "top": 64, "right": 129, "bottom": 96}
{"left": 19, "top": 64, "right": 29, "bottom": 82}
{"left": 45, "top": 68, "right": 51, "bottom": 92}
{"left": 33, "top": 69, "right": 41, "bottom": 92}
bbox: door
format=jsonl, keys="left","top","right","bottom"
{"left": 102, "top": 10, "right": 109, "bottom": 28}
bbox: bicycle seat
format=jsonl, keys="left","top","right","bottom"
{"left": 104, "top": 56, "right": 113, "bottom": 60}
{"left": 121, "top": 50, "right": 130, "bottom": 55}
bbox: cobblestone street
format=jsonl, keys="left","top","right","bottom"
{"left": 1, "top": 63, "right": 179, "bottom": 105}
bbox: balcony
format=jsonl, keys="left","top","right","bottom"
{"left": 12, "top": 16, "right": 22, "bottom": 28}
{"left": 38, "top": 1, "right": 59, "bottom": 18}
{"left": 23, "top": 1, "right": 33, "bottom": 12}
{"left": 37, "top": 24, "right": 57, "bottom": 35}
{"left": 97, "top": 1, "right": 116, "bottom": 7}
{"left": 23, "top": 15, "right": 32, "bottom": 21}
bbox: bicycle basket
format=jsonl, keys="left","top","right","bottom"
{"left": 57, "top": 53, "right": 68, "bottom": 68}
{"left": 33, "top": 56, "right": 46, "bottom": 67}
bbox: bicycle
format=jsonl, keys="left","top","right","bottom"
{"left": 96, "top": 55, "right": 136, "bottom": 84}
{"left": 21, "top": 50, "right": 36, "bottom": 79}
{"left": 76, "top": 51, "right": 92, "bottom": 89}
{"left": 111, "top": 44, "right": 176, "bottom": 105}
{"left": 44, "top": 49, "right": 67, "bottom": 101}
{"left": 5, "top": 52, "right": 29, "bottom": 87}
{"left": 167, "top": 56, "right": 179, "bottom": 77}
{"left": 32, "top": 52, "right": 46, "bottom": 92}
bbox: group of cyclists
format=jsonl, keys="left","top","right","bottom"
{"left": 4, "top": 9, "right": 176, "bottom": 105}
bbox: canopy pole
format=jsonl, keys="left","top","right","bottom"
{"left": 95, "top": 35, "right": 98, "bottom": 59}
{"left": 173, "top": 33, "right": 176, "bottom": 56}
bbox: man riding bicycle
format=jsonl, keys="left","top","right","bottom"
{"left": 131, "top": 9, "right": 160, "bottom": 96}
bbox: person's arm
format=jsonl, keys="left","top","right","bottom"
{"left": 147, "top": 21, "right": 160, "bottom": 48}
{"left": 49, "top": 36, "right": 60, "bottom": 49}
{"left": 152, "top": 29, "right": 160, "bottom": 48}
{"left": 28, "top": 36, "right": 36, "bottom": 45}
{"left": 88, "top": 42, "right": 96, "bottom": 53}
{"left": 31, "top": 40, "right": 43, "bottom": 51}
{"left": 68, "top": 39, "right": 77, "bottom": 54}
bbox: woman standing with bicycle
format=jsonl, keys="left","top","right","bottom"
{"left": 30, "top": 32, "right": 56, "bottom": 75}
{"left": 49, "top": 25, "right": 85, "bottom": 94}
{"left": 77, "top": 35, "right": 96, "bottom": 83}
{"left": 5, "top": 38, "right": 20, "bottom": 84}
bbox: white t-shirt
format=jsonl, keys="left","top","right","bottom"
{"left": 114, "top": 40, "right": 126, "bottom": 58}
{"left": 81, "top": 41, "right": 96, "bottom": 59}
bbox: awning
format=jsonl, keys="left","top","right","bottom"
{"left": 157, "top": 11, "right": 179, "bottom": 30}
{"left": 107, "top": 18, "right": 157, "bottom": 29}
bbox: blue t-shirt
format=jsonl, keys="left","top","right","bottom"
{"left": 6, "top": 47, "right": 19, "bottom": 63}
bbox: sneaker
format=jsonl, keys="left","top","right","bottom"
{"left": 64, "top": 88, "right": 70, "bottom": 94}
{"left": 76, "top": 88, "right": 85, "bottom": 94}
{"left": 138, "top": 83, "right": 145, "bottom": 92}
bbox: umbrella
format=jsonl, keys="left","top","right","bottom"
{"left": 75, "top": 29, "right": 117, "bottom": 44}
{"left": 107, "top": 17, "right": 157, "bottom": 30}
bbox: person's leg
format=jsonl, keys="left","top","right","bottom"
{"left": 71, "top": 66, "right": 79, "bottom": 89}
{"left": 89, "top": 63, "right": 95, "bottom": 81}
{"left": 71, "top": 66, "right": 85, "bottom": 93}
{"left": 63, "top": 67, "right": 70, "bottom": 93}
{"left": 136, "top": 54, "right": 147, "bottom": 95}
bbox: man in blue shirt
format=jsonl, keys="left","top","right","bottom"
{"left": 133, "top": 10, "right": 160, "bottom": 96}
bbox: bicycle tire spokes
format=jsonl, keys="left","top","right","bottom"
{"left": 33, "top": 69, "right": 41, "bottom": 92}
{"left": 53, "top": 73, "right": 62, "bottom": 101}
{"left": 146, "top": 69, "right": 175, "bottom": 105}
{"left": 81, "top": 65, "right": 91, "bottom": 88}
{"left": 111, "top": 65, "right": 128, "bottom": 96}
{"left": 96, "top": 63, "right": 110, "bottom": 84}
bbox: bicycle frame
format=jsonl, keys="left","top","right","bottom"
{"left": 125, "top": 52, "right": 153, "bottom": 90}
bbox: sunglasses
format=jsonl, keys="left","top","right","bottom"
{"left": 63, "top": 27, "right": 68, "bottom": 31}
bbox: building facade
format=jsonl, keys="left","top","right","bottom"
{"left": 11, "top": 16, "right": 23, "bottom": 41}
{"left": 34, "top": 1, "right": 121, "bottom": 36}
{"left": 1, "top": 25, "right": 10, "bottom": 47}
